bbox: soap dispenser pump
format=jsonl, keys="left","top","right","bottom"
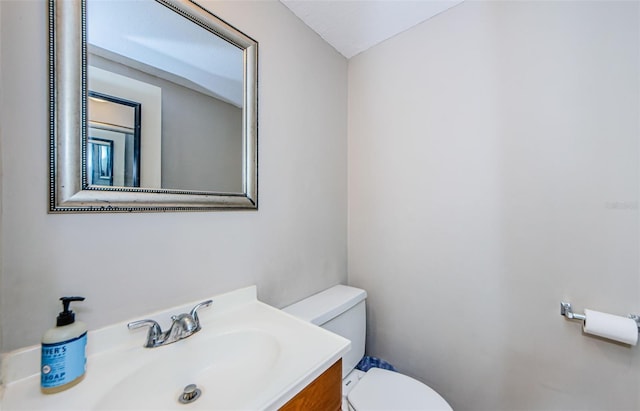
{"left": 41, "top": 296, "right": 87, "bottom": 394}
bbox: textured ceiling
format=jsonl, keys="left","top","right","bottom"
{"left": 280, "top": 0, "right": 464, "bottom": 59}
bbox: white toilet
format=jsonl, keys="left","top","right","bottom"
{"left": 284, "top": 285, "right": 453, "bottom": 411}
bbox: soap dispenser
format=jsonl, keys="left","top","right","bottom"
{"left": 41, "top": 296, "right": 87, "bottom": 394}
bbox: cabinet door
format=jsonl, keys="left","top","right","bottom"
{"left": 280, "top": 359, "right": 342, "bottom": 411}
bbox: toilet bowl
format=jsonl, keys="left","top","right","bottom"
{"left": 283, "top": 285, "right": 453, "bottom": 411}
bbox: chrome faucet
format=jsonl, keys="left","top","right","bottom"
{"left": 128, "top": 300, "right": 213, "bottom": 348}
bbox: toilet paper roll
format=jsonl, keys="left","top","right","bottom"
{"left": 583, "top": 309, "right": 638, "bottom": 346}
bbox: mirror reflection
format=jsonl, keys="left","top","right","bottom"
{"left": 87, "top": 0, "right": 244, "bottom": 193}
{"left": 88, "top": 91, "right": 141, "bottom": 187}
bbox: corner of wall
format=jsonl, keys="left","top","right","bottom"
{"left": 0, "top": 0, "right": 5, "bottom": 356}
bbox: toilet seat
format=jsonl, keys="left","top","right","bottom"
{"left": 347, "top": 368, "right": 453, "bottom": 411}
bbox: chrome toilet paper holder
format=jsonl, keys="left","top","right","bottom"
{"left": 560, "top": 302, "right": 640, "bottom": 332}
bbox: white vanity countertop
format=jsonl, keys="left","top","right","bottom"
{"left": 0, "top": 286, "right": 350, "bottom": 410}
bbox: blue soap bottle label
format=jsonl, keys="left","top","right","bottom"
{"left": 41, "top": 332, "right": 87, "bottom": 388}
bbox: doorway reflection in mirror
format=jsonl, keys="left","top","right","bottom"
{"left": 87, "top": 138, "right": 114, "bottom": 186}
{"left": 88, "top": 91, "right": 141, "bottom": 187}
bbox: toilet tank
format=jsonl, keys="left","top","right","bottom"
{"left": 283, "top": 285, "right": 367, "bottom": 378}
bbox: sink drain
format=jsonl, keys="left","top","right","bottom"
{"left": 178, "top": 384, "right": 202, "bottom": 404}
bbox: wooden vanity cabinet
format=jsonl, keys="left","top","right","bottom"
{"left": 280, "top": 359, "right": 342, "bottom": 411}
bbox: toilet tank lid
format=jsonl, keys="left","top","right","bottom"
{"left": 283, "top": 285, "right": 367, "bottom": 326}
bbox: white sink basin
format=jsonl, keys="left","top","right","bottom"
{"left": 0, "top": 286, "right": 350, "bottom": 411}
{"left": 95, "top": 330, "right": 282, "bottom": 410}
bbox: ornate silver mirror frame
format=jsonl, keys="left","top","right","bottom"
{"left": 49, "top": 0, "right": 258, "bottom": 212}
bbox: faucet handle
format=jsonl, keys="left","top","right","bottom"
{"left": 128, "top": 319, "right": 163, "bottom": 348}
{"left": 189, "top": 300, "right": 213, "bottom": 331}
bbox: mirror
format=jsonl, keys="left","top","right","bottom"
{"left": 49, "top": 0, "right": 258, "bottom": 212}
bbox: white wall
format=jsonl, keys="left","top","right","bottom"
{"left": 0, "top": 0, "right": 347, "bottom": 352}
{"left": 0, "top": 0, "right": 3, "bottom": 354}
{"left": 348, "top": 1, "right": 639, "bottom": 410}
